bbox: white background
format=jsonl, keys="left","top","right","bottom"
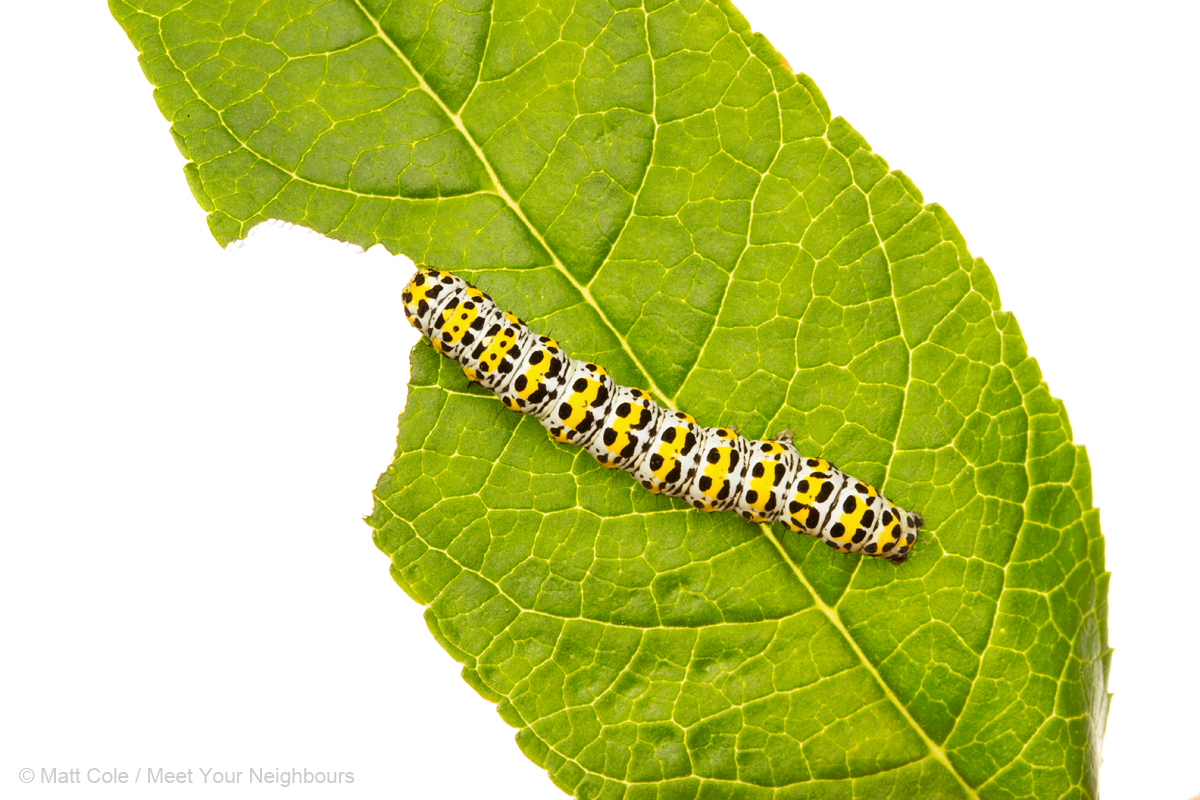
{"left": 2, "top": 1, "right": 1196, "bottom": 798}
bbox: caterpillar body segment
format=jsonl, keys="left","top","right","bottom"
{"left": 586, "top": 386, "right": 663, "bottom": 470}
{"left": 502, "top": 335, "right": 569, "bottom": 415}
{"left": 685, "top": 427, "right": 750, "bottom": 513}
{"left": 633, "top": 410, "right": 703, "bottom": 497}
{"left": 543, "top": 360, "right": 615, "bottom": 446}
{"left": 401, "top": 268, "right": 923, "bottom": 563}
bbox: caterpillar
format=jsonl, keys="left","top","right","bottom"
{"left": 401, "top": 268, "right": 924, "bottom": 563}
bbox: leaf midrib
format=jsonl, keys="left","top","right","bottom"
{"left": 760, "top": 525, "right": 978, "bottom": 798}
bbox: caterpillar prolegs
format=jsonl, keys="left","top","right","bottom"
{"left": 401, "top": 268, "right": 924, "bottom": 563}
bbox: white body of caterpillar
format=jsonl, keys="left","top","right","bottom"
{"left": 402, "top": 268, "right": 923, "bottom": 562}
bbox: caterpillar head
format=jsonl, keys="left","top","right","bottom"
{"left": 401, "top": 267, "right": 459, "bottom": 334}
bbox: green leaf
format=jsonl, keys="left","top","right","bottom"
{"left": 112, "top": 0, "right": 1110, "bottom": 797}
